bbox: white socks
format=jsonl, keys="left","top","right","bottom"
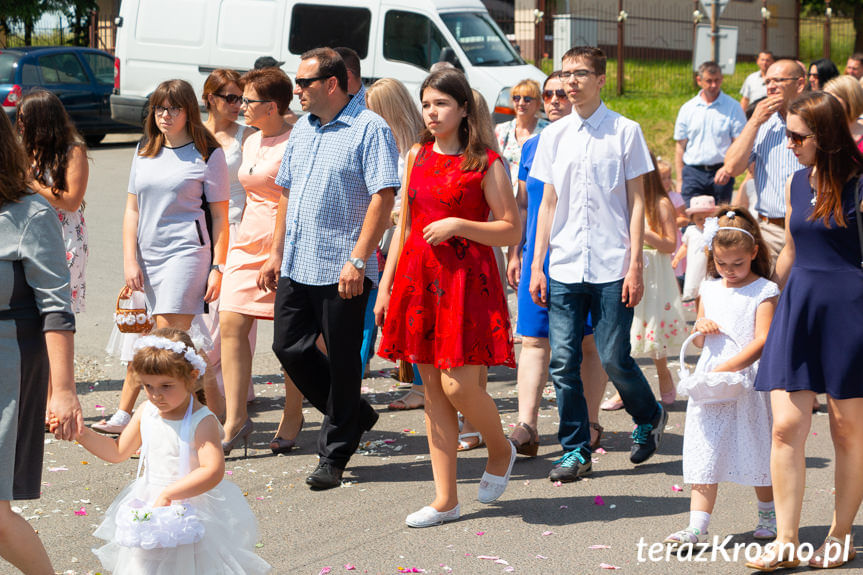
{"left": 688, "top": 510, "right": 711, "bottom": 534}
{"left": 757, "top": 501, "right": 776, "bottom": 526}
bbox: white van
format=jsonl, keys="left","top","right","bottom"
{"left": 110, "top": 0, "right": 546, "bottom": 126}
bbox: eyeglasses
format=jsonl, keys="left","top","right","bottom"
{"left": 154, "top": 105, "right": 183, "bottom": 117}
{"left": 559, "top": 70, "right": 595, "bottom": 80}
{"left": 511, "top": 95, "right": 534, "bottom": 103}
{"left": 241, "top": 97, "right": 272, "bottom": 106}
{"left": 785, "top": 129, "right": 815, "bottom": 146}
{"left": 212, "top": 93, "right": 242, "bottom": 105}
{"left": 542, "top": 89, "right": 566, "bottom": 102}
{"left": 764, "top": 77, "right": 797, "bottom": 86}
{"left": 295, "top": 75, "right": 331, "bottom": 89}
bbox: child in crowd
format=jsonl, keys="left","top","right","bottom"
{"left": 604, "top": 160, "right": 686, "bottom": 409}
{"left": 54, "top": 328, "right": 270, "bottom": 574}
{"left": 656, "top": 158, "right": 688, "bottom": 285}
{"left": 672, "top": 195, "right": 715, "bottom": 304}
{"left": 663, "top": 208, "right": 779, "bottom": 547}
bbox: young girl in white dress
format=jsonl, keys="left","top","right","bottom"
{"left": 663, "top": 208, "right": 780, "bottom": 547}
{"left": 55, "top": 328, "right": 270, "bottom": 574}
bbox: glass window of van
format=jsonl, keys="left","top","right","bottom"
{"left": 383, "top": 11, "right": 449, "bottom": 71}
{"left": 289, "top": 5, "right": 371, "bottom": 58}
{"left": 440, "top": 12, "right": 523, "bottom": 67}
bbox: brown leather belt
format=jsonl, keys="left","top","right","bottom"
{"left": 757, "top": 214, "right": 785, "bottom": 228}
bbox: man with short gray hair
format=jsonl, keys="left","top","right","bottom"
{"left": 674, "top": 61, "right": 746, "bottom": 206}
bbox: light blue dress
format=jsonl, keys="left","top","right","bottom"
{"left": 129, "top": 143, "right": 229, "bottom": 315}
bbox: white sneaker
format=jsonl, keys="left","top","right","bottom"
{"left": 477, "top": 441, "right": 517, "bottom": 504}
{"left": 405, "top": 504, "right": 460, "bottom": 528}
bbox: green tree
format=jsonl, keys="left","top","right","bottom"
{"left": 802, "top": 0, "right": 863, "bottom": 53}
{"left": 0, "top": 0, "right": 53, "bottom": 45}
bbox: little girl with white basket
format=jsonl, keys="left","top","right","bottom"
{"left": 53, "top": 328, "right": 270, "bottom": 574}
{"left": 663, "top": 208, "right": 781, "bottom": 548}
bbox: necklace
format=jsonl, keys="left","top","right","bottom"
{"left": 249, "top": 125, "right": 290, "bottom": 174}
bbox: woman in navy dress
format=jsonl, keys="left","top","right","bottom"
{"left": 748, "top": 91, "right": 863, "bottom": 570}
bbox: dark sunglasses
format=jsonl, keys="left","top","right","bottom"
{"left": 542, "top": 89, "right": 566, "bottom": 102}
{"left": 212, "top": 93, "right": 242, "bottom": 105}
{"left": 511, "top": 95, "right": 534, "bottom": 103}
{"left": 785, "top": 129, "right": 814, "bottom": 146}
{"left": 295, "top": 75, "right": 331, "bottom": 89}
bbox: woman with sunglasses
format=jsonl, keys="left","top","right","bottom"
{"left": 220, "top": 67, "right": 305, "bottom": 456}
{"left": 123, "top": 79, "right": 229, "bottom": 404}
{"left": 494, "top": 79, "right": 548, "bottom": 194}
{"left": 746, "top": 91, "right": 863, "bottom": 571}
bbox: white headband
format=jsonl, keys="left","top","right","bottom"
{"left": 703, "top": 212, "right": 755, "bottom": 251}
{"left": 133, "top": 335, "right": 207, "bottom": 376}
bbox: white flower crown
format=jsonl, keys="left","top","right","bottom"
{"left": 703, "top": 212, "right": 755, "bottom": 251}
{"left": 133, "top": 335, "right": 207, "bottom": 376}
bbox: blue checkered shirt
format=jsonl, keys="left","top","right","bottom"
{"left": 274, "top": 94, "right": 400, "bottom": 286}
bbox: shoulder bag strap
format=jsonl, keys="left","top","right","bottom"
{"left": 396, "top": 144, "right": 421, "bottom": 254}
{"left": 855, "top": 177, "right": 863, "bottom": 269}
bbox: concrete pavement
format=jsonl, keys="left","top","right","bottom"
{"left": 15, "top": 136, "right": 861, "bottom": 575}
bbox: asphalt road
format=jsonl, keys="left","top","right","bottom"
{"left": 13, "top": 135, "right": 861, "bottom": 575}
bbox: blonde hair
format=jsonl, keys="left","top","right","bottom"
{"left": 511, "top": 78, "right": 541, "bottom": 101}
{"left": 824, "top": 74, "right": 863, "bottom": 123}
{"left": 130, "top": 328, "right": 206, "bottom": 393}
{"left": 365, "top": 78, "right": 423, "bottom": 156}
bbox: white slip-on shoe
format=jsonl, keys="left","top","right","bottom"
{"left": 477, "top": 441, "right": 517, "bottom": 504}
{"left": 405, "top": 504, "right": 460, "bottom": 528}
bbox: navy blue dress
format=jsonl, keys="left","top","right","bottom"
{"left": 755, "top": 169, "right": 863, "bottom": 398}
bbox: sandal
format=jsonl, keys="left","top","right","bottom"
{"left": 809, "top": 535, "right": 856, "bottom": 569}
{"left": 457, "top": 431, "right": 484, "bottom": 451}
{"left": 663, "top": 526, "right": 708, "bottom": 547}
{"left": 744, "top": 541, "right": 800, "bottom": 572}
{"left": 589, "top": 422, "right": 604, "bottom": 450}
{"left": 388, "top": 389, "right": 424, "bottom": 411}
{"left": 508, "top": 422, "right": 539, "bottom": 457}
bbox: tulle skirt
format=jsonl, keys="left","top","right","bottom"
{"left": 93, "top": 478, "right": 270, "bottom": 574}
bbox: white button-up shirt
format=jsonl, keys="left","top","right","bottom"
{"left": 674, "top": 91, "right": 746, "bottom": 166}
{"left": 530, "top": 102, "right": 653, "bottom": 284}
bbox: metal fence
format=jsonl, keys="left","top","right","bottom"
{"left": 0, "top": 11, "right": 116, "bottom": 53}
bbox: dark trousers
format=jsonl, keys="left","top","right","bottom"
{"left": 272, "top": 276, "right": 378, "bottom": 467}
{"left": 681, "top": 164, "right": 734, "bottom": 206}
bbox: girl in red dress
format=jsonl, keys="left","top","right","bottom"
{"left": 375, "top": 69, "right": 521, "bottom": 527}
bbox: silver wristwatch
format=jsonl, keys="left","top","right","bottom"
{"left": 348, "top": 257, "right": 365, "bottom": 271}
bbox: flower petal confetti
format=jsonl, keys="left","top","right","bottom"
{"left": 344, "top": 564, "right": 356, "bottom": 571}
{"left": 671, "top": 484, "right": 683, "bottom": 492}
{"left": 73, "top": 507, "right": 87, "bottom": 516}
{"left": 589, "top": 545, "right": 611, "bottom": 549}
{"left": 318, "top": 568, "right": 332, "bottom": 575}
{"left": 599, "top": 563, "right": 621, "bottom": 570}
{"left": 594, "top": 495, "right": 605, "bottom": 505}
{"left": 542, "top": 530, "right": 554, "bottom": 536}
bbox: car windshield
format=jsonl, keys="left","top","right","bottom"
{"left": 440, "top": 12, "right": 524, "bottom": 67}
{"left": 0, "top": 53, "right": 20, "bottom": 83}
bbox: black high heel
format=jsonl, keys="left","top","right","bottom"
{"left": 222, "top": 419, "right": 253, "bottom": 457}
{"left": 270, "top": 416, "right": 303, "bottom": 455}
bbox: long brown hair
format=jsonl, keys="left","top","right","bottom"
{"left": 644, "top": 152, "right": 670, "bottom": 234}
{"left": 139, "top": 79, "right": 220, "bottom": 161}
{"left": 705, "top": 207, "right": 771, "bottom": 279}
{"left": 788, "top": 91, "right": 863, "bottom": 228}
{"left": 0, "top": 111, "right": 30, "bottom": 207}
{"left": 202, "top": 68, "right": 241, "bottom": 110}
{"left": 419, "top": 69, "right": 496, "bottom": 172}
{"left": 16, "top": 89, "right": 86, "bottom": 197}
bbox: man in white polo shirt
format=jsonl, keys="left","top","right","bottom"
{"left": 740, "top": 51, "right": 775, "bottom": 110}
{"left": 675, "top": 61, "right": 746, "bottom": 207}
{"left": 529, "top": 46, "right": 667, "bottom": 483}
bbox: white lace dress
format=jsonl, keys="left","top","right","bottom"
{"left": 93, "top": 402, "right": 270, "bottom": 574}
{"left": 682, "top": 276, "right": 780, "bottom": 486}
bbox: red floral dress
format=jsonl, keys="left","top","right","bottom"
{"left": 378, "top": 143, "right": 515, "bottom": 369}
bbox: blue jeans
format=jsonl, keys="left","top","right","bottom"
{"left": 548, "top": 278, "right": 660, "bottom": 453}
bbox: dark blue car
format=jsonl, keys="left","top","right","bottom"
{"left": 1, "top": 46, "right": 140, "bottom": 145}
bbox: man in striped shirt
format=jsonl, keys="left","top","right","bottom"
{"left": 718, "top": 59, "right": 805, "bottom": 264}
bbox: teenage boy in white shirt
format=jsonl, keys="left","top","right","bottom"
{"left": 529, "top": 46, "right": 667, "bottom": 482}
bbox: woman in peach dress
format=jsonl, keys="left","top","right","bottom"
{"left": 219, "top": 68, "right": 303, "bottom": 456}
